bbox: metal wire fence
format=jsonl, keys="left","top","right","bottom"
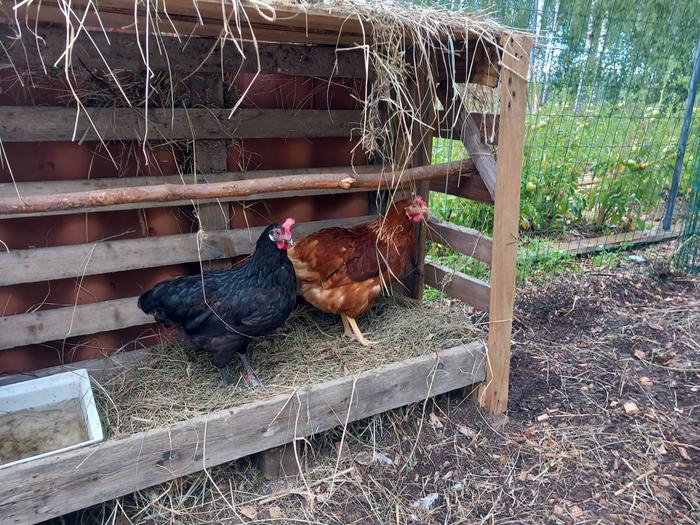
{"left": 429, "top": 0, "right": 700, "bottom": 277}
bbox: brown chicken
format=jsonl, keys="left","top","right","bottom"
{"left": 287, "top": 196, "right": 430, "bottom": 346}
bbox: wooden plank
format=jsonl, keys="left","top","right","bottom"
{"left": 14, "top": 2, "right": 368, "bottom": 46}
{"left": 435, "top": 111, "right": 499, "bottom": 145}
{"left": 0, "top": 166, "right": 381, "bottom": 218}
{"left": 551, "top": 226, "right": 683, "bottom": 256}
{"left": 479, "top": 36, "right": 531, "bottom": 415}
{"left": 0, "top": 24, "right": 498, "bottom": 87}
{"left": 0, "top": 25, "right": 368, "bottom": 78}
{"left": 0, "top": 297, "right": 152, "bottom": 350}
{"left": 424, "top": 262, "right": 490, "bottom": 313}
{"left": 409, "top": 71, "right": 435, "bottom": 300}
{"left": 429, "top": 163, "right": 494, "bottom": 204}
{"left": 0, "top": 215, "right": 373, "bottom": 286}
{"left": 437, "top": 86, "right": 498, "bottom": 199}
{"left": 0, "top": 24, "right": 497, "bottom": 84}
{"left": 14, "top": 0, "right": 497, "bottom": 46}
{"left": 0, "top": 341, "right": 486, "bottom": 525}
{"left": 0, "top": 107, "right": 361, "bottom": 142}
{"left": 426, "top": 217, "right": 492, "bottom": 265}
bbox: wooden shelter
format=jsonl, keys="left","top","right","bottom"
{"left": 0, "top": 1, "right": 530, "bottom": 522}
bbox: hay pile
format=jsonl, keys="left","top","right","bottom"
{"left": 94, "top": 296, "right": 483, "bottom": 439}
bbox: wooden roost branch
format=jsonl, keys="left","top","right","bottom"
{"left": 0, "top": 161, "right": 469, "bottom": 215}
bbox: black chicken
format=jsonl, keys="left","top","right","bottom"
{"left": 138, "top": 219, "right": 297, "bottom": 387}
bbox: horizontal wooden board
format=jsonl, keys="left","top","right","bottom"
{"left": 0, "top": 166, "right": 379, "bottom": 218}
{"left": 426, "top": 217, "right": 492, "bottom": 264}
{"left": 0, "top": 341, "right": 486, "bottom": 525}
{"left": 14, "top": 0, "right": 499, "bottom": 45}
{"left": 0, "top": 215, "right": 373, "bottom": 286}
{"left": 0, "top": 107, "right": 360, "bottom": 142}
{"left": 552, "top": 226, "right": 683, "bottom": 256}
{"left": 424, "top": 261, "right": 490, "bottom": 312}
{"left": 0, "top": 25, "right": 368, "bottom": 78}
{"left": 0, "top": 297, "right": 152, "bottom": 350}
{"left": 5, "top": 11, "right": 500, "bottom": 84}
{"left": 15, "top": 1, "right": 367, "bottom": 46}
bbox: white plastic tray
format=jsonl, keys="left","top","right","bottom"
{"left": 0, "top": 368, "right": 104, "bottom": 469}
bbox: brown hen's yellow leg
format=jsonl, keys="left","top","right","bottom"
{"left": 340, "top": 313, "right": 354, "bottom": 339}
{"left": 347, "top": 316, "right": 377, "bottom": 347}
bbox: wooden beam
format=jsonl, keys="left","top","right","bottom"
{"left": 552, "top": 226, "right": 683, "bottom": 256}
{"left": 13, "top": 1, "right": 369, "bottom": 46}
{"left": 408, "top": 70, "right": 436, "bottom": 300}
{"left": 0, "top": 297, "right": 152, "bottom": 350}
{"left": 3, "top": 16, "right": 500, "bottom": 84}
{"left": 424, "top": 262, "right": 490, "bottom": 313}
{"left": 479, "top": 36, "right": 531, "bottom": 415}
{"left": 0, "top": 106, "right": 361, "bottom": 142}
{"left": 0, "top": 25, "right": 368, "bottom": 78}
{"left": 0, "top": 160, "right": 469, "bottom": 215}
{"left": 426, "top": 217, "right": 492, "bottom": 265}
{"left": 13, "top": 0, "right": 499, "bottom": 47}
{"left": 0, "top": 165, "right": 381, "bottom": 218}
{"left": 437, "top": 85, "right": 498, "bottom": 199}
{"left": 429, "top": 162, "right": 494, "bottom": 204}
{"left": 0, "top": 341, "right": 486, "bottom": 525}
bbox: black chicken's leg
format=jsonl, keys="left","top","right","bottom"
{"left": 219, "top": 368, "right": 235, "bottom": 386}
{"left": 238, "top": 353, "right": 262, "bottom": 388}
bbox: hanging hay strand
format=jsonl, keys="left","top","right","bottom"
{"left": 95, "top": 296, "right": 483, "bottom": 439}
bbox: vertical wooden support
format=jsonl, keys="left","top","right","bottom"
{"left": 397, "top": 69, "right": 436, "bottom": 299}
{"left": 256, "top": 441, "right": 303, "bottom": 480}
{"left": 479, "top": 36, "right": 531, "bottom": 414}
{"left": 189, "top": 74, "right": 232, "bottom": 270}
{"left": 410, "top": 72, "right": 435, "bottom": 300}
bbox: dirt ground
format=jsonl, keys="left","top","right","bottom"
{"left": 50, "top": 247, "right": 699, "bottom": 525}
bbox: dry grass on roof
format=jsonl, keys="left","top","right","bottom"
{"left": 4, "top": 0, "right": 526, "bottom": 170}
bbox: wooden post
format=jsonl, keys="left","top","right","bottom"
{"left": 256, "top": 441, "right": 303, "bottom": 480}
{"left": 410, "top": 70, "right": 436, "bottom": 300}
{"left": 395, "top": 68, "right": 435, "bottom": 300}
{"left": 478, "top": 36, "right": 531, "bottom": 414}
{"left": 188, "top": 74, "right": 232, "bottom": 270}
